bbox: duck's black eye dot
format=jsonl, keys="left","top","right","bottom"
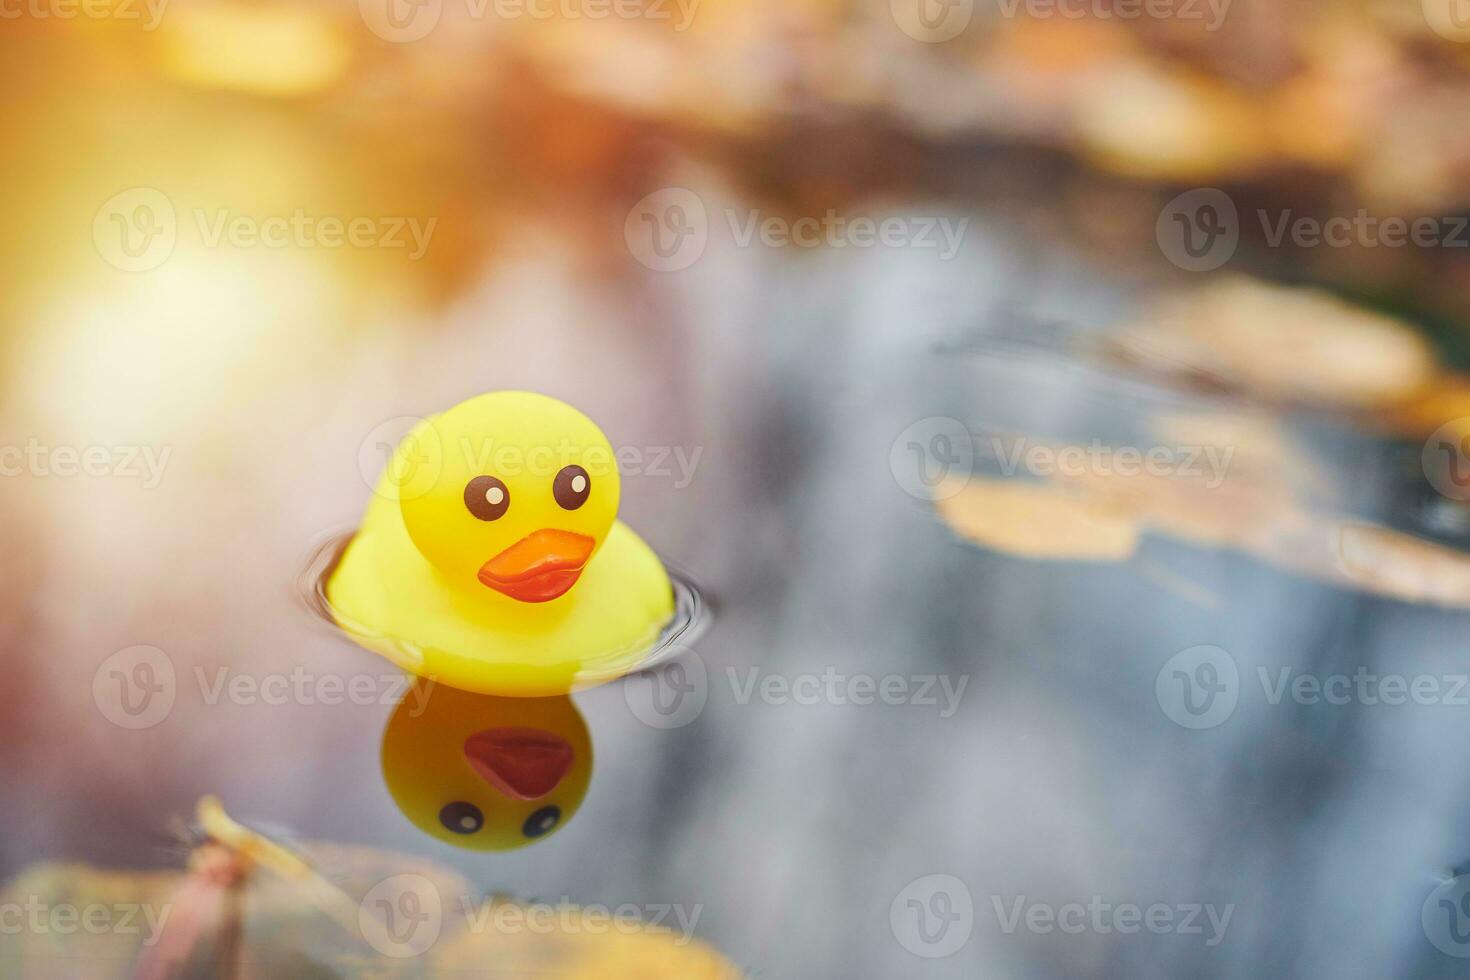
{"left": 522, "top": 805, "right": 561, "bottom": 838}
{"left": 464, "top": 476, "right": 510, "bottom": 521}
{"left": 553, "top": 466, "right": 589, "bottom": 511}
{"left": 439, "top": 802, "right": 483, "bottom": 835}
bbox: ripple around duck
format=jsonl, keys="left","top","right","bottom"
{"left": 296, "top": 529, "right": 712, "bottom": 688}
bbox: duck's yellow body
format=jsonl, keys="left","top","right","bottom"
{"left": 326, "top": 391, "right": 676, "bottom": 696}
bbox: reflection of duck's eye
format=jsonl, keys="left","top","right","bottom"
{"left": 440, "top": 802, "right": 484, "bottom": 834}
{"left": 522, "top": 805, "right": 561, "bottom": 838}
{"left": 553, "top": 466, "right": 589, "bottom": 511}
{"left": 464, "top": 477, "right": 510, "bottom": 521}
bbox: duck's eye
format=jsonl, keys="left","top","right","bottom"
{"left": 464, "top": 476, "right": 510, "bottom": 521}
{"left": 522, "top": 805, "right": 561, "bottom": 838}
{"left": 552, "top": 466, "right": 589, "bottom": 511}
{"left": 439, "top": 802, "right": 483, "bottom": 835}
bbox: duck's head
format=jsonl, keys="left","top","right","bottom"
{"left": 395, "top": 392, "right": 620, "bottom": 603}
{"left": 382, "top": 681, "right": 593, "bottom": 850}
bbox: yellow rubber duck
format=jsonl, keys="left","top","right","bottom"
{"left": 326, "top": 391, "right": 676, "bottom": 696}
{"left": 382, "top": 680, "right": 593, "bottom": 850}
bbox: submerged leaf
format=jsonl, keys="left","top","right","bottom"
{"left": 935, "top": 477, "right": 1140, "bottom": 562}
{"left": 1108, "top": 278, "right": 1437, "bottom": 409}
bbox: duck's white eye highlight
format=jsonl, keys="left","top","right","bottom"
{"left": 485, "top": 486, "right": 505, "bottom": 506}
{"left": 571, "top": 474, "right": 586, "bottom": 494}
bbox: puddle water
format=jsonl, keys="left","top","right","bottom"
{"left": 298, "top": 529, "right": 712, "bottom": 687}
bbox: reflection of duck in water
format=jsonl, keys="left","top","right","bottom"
{"left": 326, "top": 391, "right": 676, "bottom": 696}
{"left": 382, "top": 680, "right": 592, "bottom": 850}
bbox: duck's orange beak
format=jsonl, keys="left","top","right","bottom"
{"left": 477, "top": 529, "right": 595, "bottom": 603}
{"left": 463, "top": 727, "right": 574, "bottom": 800}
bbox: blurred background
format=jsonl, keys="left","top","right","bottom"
{"left": 10, "top": 0, "right": 1470, "bottom": 976}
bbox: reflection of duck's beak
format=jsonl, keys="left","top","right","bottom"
{"left": 477, "top": 529, "right": 596, "bottom": 602}
{"left": 464, "top": 727, "right": 574, "bottom": 800}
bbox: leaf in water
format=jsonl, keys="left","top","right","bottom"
{"left": 1321, "top": 521, "right": 1470, "bottom": 610}
{"left": 934, "top": 477, "right": 1140, "bottom": 562}
{"left": 1108, "top": 277, "right": 1437, "bottom": 409}
{"left": 0, "top": 798, "right": 743, "bottom": 980}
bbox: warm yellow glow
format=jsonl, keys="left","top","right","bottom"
{"left": 22, "top": 246, "right": 346, "bottom": 442}
{"left": 157, "top": 2, "right": 352, "bottom": 96}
